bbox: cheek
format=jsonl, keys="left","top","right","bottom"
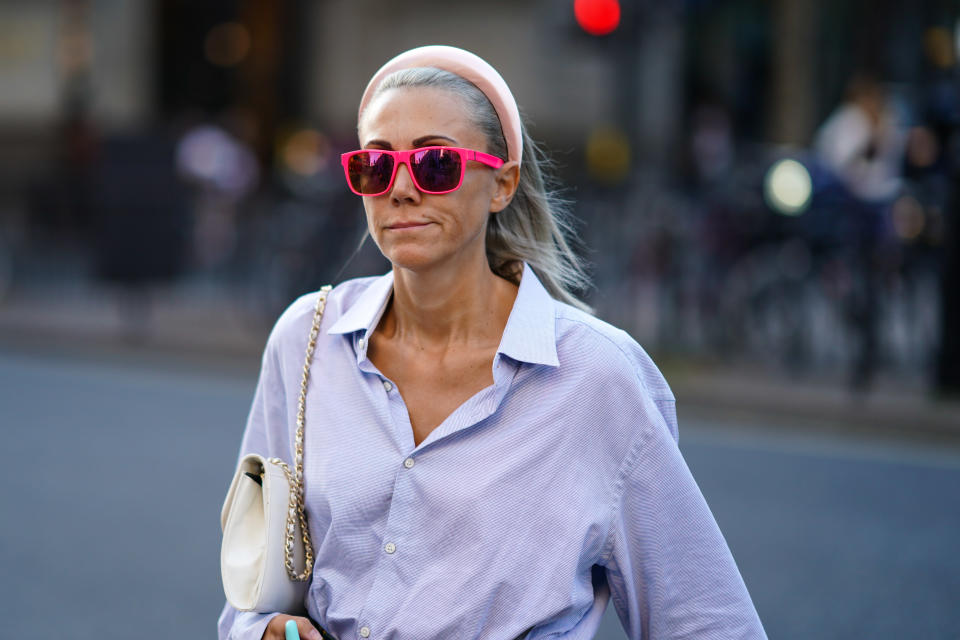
{"left": 451, "top": 173, "right": 492, "bottom": 211}
{"left": 362, "top": 201, "right": 385, "bottom": 247}
{"left": 446, "top": 201, "right": 491, "bottom": 248}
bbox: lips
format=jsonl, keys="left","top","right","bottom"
{"left": 386, "top": 221, "right": 432, "bottom": 230}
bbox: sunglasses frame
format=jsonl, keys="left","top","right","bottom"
{"left": 340, "top": 146, "right": 505, "bottom": 197}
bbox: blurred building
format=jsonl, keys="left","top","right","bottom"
{"left": 0, "top": 0, "right": 957, "bottom": 389}
{"left": 2, "top": 0, "right": 952, "bottom": 198}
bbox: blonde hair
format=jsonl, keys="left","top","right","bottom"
{"left": 366, "top": 67, "right": 592, "bottom": 312}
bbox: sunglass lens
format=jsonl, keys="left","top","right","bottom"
{"left": 411, "top": 148, "right": 462, "bottom": 192}
{"left": 348, "top": 151, "right": 394, "bottom": 195}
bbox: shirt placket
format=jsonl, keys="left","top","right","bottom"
{"left": 351, "top": 340, "right": 419, "bottom": 639}
{"left": 351, "top": 443, "right": 421, "bottom": 639}
{"left": 351, "top": 341, "right": 519, "bottom": 639}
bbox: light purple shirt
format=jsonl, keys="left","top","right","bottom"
{"left": 218, "top": 264, "right": 766, "bottom": 640}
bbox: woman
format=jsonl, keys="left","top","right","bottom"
{"left": 219, "top": 45, "right": 766, "bottom": 640}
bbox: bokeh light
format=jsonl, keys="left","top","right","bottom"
{"left": 586, "top": 125, "right": 631, "bottom": 184}
{"left": 925, "top": 26, "right": 955, "bottom": 68}
{"left": 280, "top": 128, "right": 331, "bottom": 177}
{"left": 764, "top": 158, "right": 812, "bottom": 215}
{"left": 574, "top": 0, "right": 621, "bottom": 36}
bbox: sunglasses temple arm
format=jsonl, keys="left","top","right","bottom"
{"left": 467, "top": 150, "right": 505, "bottom": 168}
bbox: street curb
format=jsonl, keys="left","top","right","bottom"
{"left": 670, "top": 374, "right": 960, "bottom": 441}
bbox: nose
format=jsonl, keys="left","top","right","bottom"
{"left": 390, "top": 160, "right": 421, "bottom": 205}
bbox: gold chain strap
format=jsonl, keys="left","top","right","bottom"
{"left": 268, "top": 284, "right": 331, "bottom": 582}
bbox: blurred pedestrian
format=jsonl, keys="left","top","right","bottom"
{"left": 176, "top": 111, "right": 260, "bottom": 270}
{"left": 813, "top": 74, "right": 908, "bottom": 389}
{"left": 219, "top": 45, "right": 766, "bottom": 640}
{"left": 814, "top": 74, "right": 907, "bottom": 204}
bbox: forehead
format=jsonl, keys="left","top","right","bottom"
{"left": 358, "top": 86, "right": 484, "bottom": 148}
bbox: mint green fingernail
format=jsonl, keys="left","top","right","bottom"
{"left": 285, "top": 619, "right": 301, "bottom": 640}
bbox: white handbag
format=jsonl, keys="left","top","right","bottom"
{"left": 220, "top": 285, "right": 331, "bottom": 613}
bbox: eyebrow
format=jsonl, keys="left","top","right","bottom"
{"left": 363, "top": 134, "right": 459, "bottom": 149}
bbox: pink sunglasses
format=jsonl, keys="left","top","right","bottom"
{"left": 340, "top": 146, "right": 504, "bottom": 196}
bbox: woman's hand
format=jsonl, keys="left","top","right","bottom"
{"left": 262, "top": 614, "right": 323, "bottom": 640}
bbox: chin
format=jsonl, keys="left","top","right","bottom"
{"left": 381, "top": 244, "right": 453, "bottom": 272}
{"left": 374, "top": 227, "right": 485, "bottom": 274}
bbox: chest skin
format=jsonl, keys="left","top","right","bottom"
{"left": 367, "top": 334, "right": 497, "bottom": 446}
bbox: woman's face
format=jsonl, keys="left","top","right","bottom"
{"left": 357, "top": 86, "right": 517, "bottom": 274}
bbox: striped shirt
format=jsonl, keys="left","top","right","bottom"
{"left": 218, "top": 264, "right": 766, "bottom": 640}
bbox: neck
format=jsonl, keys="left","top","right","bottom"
{"left": 383, "top": 253, "right": 519, "bottom": 350}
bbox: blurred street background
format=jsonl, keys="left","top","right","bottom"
{"left": 1, "top": 0, "right": 959, "bottom": 638}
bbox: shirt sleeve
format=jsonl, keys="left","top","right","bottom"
{"left": 218, "top": 606, "right": 277, "bottom": 640}
{"left": 217, "top": 330, "right": 291, "bottom": 640}
{"left": 600, "top": 407, "right": 767, "bottom": 640}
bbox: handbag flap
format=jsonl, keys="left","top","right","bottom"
{"left": 221, "top": 454, "right": 267, "bottom": 531}
{"left": 221, "top": 471, "right": 267, "bottom": 609}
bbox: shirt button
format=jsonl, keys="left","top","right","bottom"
{"left": 383, "top": 380, "right": 393, "bottom": 392}
{"left": 359, "top": 626, "right": 371, "bottom": 638}
{"left": 384, "top": 542, "right": 396, "bottom": 554}
{"left": 403, "top": 457, "right": 415, "bottom": 469}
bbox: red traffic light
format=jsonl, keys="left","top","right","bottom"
{"left": 574, "top": 0, "right": 621, "bottom": 36}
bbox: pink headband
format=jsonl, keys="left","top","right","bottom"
{"left": 357, "top": 45, "right": 523, "bottom": 166}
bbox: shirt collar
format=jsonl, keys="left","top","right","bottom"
{"left": 326, "top": 263, "right": 559, "bottom": 367}
{"left": 496, "top": 263, "right": 559, "bottom": 367}
{"left": 327, "top": 270, "right": 394, "bottom": 337}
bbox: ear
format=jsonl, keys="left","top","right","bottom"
{"left": 489, "top": 161, "right": 520, "bottom": 213}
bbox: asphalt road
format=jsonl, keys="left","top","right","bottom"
{"left": 1, "top": 349, "right": 958, "bottom": 639}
